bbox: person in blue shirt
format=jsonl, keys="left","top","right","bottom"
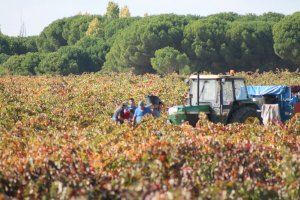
{"left": 133, "top": 101, "right": 152, "bottom": 124}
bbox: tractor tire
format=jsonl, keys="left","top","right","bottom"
{"left": 186, "top": 114, "right": 199, "bottom": 127}
{"left": 229, "top": 106, "right": 262, "bottom": 124}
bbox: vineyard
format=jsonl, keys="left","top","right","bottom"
{"left": 0, "top": 71, "right": 300, "bottom": 199}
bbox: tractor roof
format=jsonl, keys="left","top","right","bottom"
{"left": 189, "top": 74, "right": 244, "bottom": 80}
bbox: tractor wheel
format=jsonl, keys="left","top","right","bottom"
{"left": 186, "top": 114, "right": 199, "bottom": 127}
{"left": 229, "top": 106, "right": 262, "bottom": 124}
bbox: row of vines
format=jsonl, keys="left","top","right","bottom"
{"left": 0, "top": 71, "right": 299, "bottom": 199}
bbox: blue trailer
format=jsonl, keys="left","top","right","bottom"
{"left": 246, "top": 85, "right": 298, "bottom": 122}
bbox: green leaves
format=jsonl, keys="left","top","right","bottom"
{"left": 223, "top": 21, "right": 276, "bottom": 70}
{"left": 37, "top": 19, "right": 67, "bottom": 52}
{"left": 0, "top": 34, "right": 38, "bottom": 55}
{"left": 1, "top": 53, "right": 39, "bottom": 75}
{"left": 151, "top": 47, "right": 190, "bottom": 75}
{"left": 182, "top": 18, "right": 229, "bottom": 70}
{"left": 103, "top": 15, "right": 188, "bottom": 74}
{"left": 105, "top": 1, "right": 120, "bottom": 19}
{"left": 273, "top": 12, "right": 300, "bottom": 66}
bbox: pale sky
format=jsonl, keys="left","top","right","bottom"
{"left": 0, "top": 0, "right": 299, "bottom": 36}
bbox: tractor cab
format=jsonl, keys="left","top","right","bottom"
{"left": 168, "top": 73, "right": 260, "bottom": 126}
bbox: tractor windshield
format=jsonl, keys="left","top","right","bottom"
{"left": 189, "top": 79, "right": 218, "bottom": 105}
{"left": 234, "top": 79, "right": 248, "bottom": 100}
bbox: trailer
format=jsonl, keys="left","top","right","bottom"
{"left": 247, "top": 85, "right": 300, "bottom": 122}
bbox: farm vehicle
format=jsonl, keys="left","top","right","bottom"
{"left": 168, "top": 72, "right": 300, "bottom": 126}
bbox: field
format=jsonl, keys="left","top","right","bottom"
{"left": 0, "top": 71, "right": 300, "bottom": 199}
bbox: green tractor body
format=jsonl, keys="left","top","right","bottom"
{"left": 168, "top": 73, "right": 261, "bottom": 126}
{"left": 168, "top": 104, "right": 211, "bottom": 125}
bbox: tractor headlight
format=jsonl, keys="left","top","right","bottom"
{"left": 168, "top": 106, "right": 179, "bottom": 115}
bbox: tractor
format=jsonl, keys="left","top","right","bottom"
{"left": 168, "top": 72, "right": 261, "bottom": 126}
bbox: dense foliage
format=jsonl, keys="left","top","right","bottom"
{"left": 182, "top": 17, "right": 228, "bottom": 71}
{"left": 0, "top": 71, "right": 299, "bottom": 199}
{"left": 273, "top": 12, "right": 300, "bottom": 66}
{"left": 105, "top": 1, "right": 120, "bottom": 19}
{"left": 223, "top": 21, "right": 277, "bottom": 70}
{"left": 35, "top": 46, "right": 94, "bottom": 75}
{"left": 0, "top": 34, "right": 38, "bottom": 55}
{"left": 151, "top": 47, "right": 190, "bottom": 75}
{"left": 103, "top": 15, "right": 189, "bottom": 74}
{"left": 1, "top": 53, "right": 42, "bottom": 75}
{"left": 0, "top": 1, "right": 299, "bottom": 75}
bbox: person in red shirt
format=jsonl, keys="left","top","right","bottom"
{"left": 122, "top": 108, "right": 131, "bottom": 121}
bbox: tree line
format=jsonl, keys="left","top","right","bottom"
{"left": 0, "top": 1, "right": 299, "bottom": 76}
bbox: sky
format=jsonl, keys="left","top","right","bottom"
{"left": 0, "top": 0, "right": 299, "bottom": 36}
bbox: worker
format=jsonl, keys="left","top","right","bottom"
{"left": 128, "top": 98, "right": 137, "bottom": 117}
{"left": 112, "top": 102, "right": 128, "bottom": 124}
{"left": 123, "top": 107, "right": 131, "bottom": 121}
{"left": 133, "top": 101, "right": 152, "bottom": 124}
{"left": 152, "top": 101, "right": 163, "bottom": 118}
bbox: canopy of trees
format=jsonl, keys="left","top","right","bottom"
{"left": 222, "top": 21, "right": 277, "bottom": 70}
{"left": 36, "top": 15, "right": 95, "bottom": 52}
{"left": 36, "top": 46, "right": 94, "bottom": 75}
{"left": 182, "top": 18, "right": 228, "bottom": 71}
{"left": 151, "top": 47, "right": 190, "bottom": 75}
{"left": 75, "top": 36, "right": 109, "bottom": 71}
{"left": 0, "top": 1, "right": 299, "bottom": 76}
{"left": 0, "top": 53, "right": 9, "bottom": 65}
{"left": 103, "top": 15, "right": 189, "bottom": 74}
{"left": 273, "top": 12, "right": 300, "bottom": 66}
{"left": 119, "top": 6, "right": 131, "bottom": 18}
{"left": 0, "top": 34, "right": 38, "bottom": 55}
{"left": 1, "top": 52, "right": 41, "bottom": 75}
{"left": 105, "top": 1, "right": 120, "bottom": 19}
